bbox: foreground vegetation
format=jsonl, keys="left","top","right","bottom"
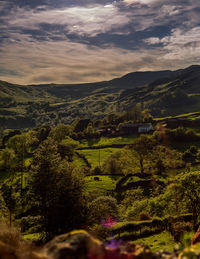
{"left": 1, "top": 109, "right": 200, "bottom": 254}
{"left": 134, "top": 231, "right": 177, "bottom": 252}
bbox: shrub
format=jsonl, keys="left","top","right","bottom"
{"left": 88, "top": 196, "right": 118, "bottom": 225}
{"left": 138, "top": 211, "right": 152, "bottom": 221}
{"left": 92, "top": 166, "right": 102, "bottom": 175}
{"left": 170, "top": 221, "right": 192, "bottom": 242}
{"left": 88, "top": 224, "right": 110, "bottom": 240}
{"left": 125, "top": 200, "right": 148, "bottom": 221}
{"left": 20, "top": 216, "right": 42, "bottom": 233}
{"left": 167, "top": 127, "right": 200, "bottom": 142}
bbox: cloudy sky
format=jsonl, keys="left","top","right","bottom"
{"left": 0, "top": 0, "right": 199, "bottom": 84}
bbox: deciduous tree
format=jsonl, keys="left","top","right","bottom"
{"left": 0, "top": 148, "right": 15, "bottom": 170}
{"left": 129, "top": 135, "right": 156, "bottom": 174}
{"left": 30, "top": 138, "right": 85, "bottom": 240}
{"left": 176, "top": 172, "right": 200, "bottom": 230}
{"left": 1, "top": 183, "right": 16, "bottom": 227}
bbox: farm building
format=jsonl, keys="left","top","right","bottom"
{"left": 138, "top": 123, "right": 154, "bottom": 133}
{"left": 121, "top": 123, "right": 154, "bottom": 134}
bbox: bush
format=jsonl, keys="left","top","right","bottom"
{"left": 92, "top": 166, "right": 102, "bottom": 175}
{"left": 167, "top": 127, "right": 200, "bottom": 142}
{"left": 88, "top": 224, "right": 110, "bottom": 240}
{"left": 20, "top": 216, "right": 42, "bottom": 233}
{"left": 125, "top": 200, "right": 148, "bottom": 221}
{"left": 170, "top": 221, "right": 192, "bottom": 242}
{"left": 88, "top": 196, "right": 118, "bottom": 225}
{"left": 138, "top": 211, "right": 151, "bottom": 221}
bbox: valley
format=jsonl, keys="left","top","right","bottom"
{"left": 1, "top": 65, "right": 200, "bottom": 256}
{"left": 1, "top": 65, "right": 200, "bottom": 129}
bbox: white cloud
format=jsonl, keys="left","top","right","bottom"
{"left": 0, "top": 0, "right": 200, "bottom": 84}
{"left": 144, "top": 37, "right": 160, "bottom": 44}
{"left": 122, "top": 1, "right": 199, "bottom": 32}
{"left": 7, "top": 4, "right": 131, "bottom": 37}
{"left": 1, "top": 29, "right": 200, "bottom": 85}
{"left": 161, "top": 27, "right": 200, "bottom": 61}
{"left": 144, "top": 27, "right": 200, "bottom": 66}
{"left": 123, "top": 0, "right": 157, "bottom": 5}
{"left": 160, "top": 5, "right": 180, "bottom": 16}
{"left": 0, "top": 33, "right": 145, "bottom": 84}
{"left": 0, "top": 1, "right": 8, "bottom": 9}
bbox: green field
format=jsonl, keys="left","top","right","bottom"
{"left": 78, "top": 148, "right": 122, "bottom": 168}
{"left": 80, "top": 135, "right": 138, "bottom": 148}
{"left": 85, "top": 175, "right": 120, "bottom": 195}
{"left": 23, "top": 233, "right": 42, "bottom": 241}
{"left": 134, "top": 231, "right": 177, "bottom": 252}
{"left": 72, "top": 153, "right": 88, "bottom": 168}
{"left": 155, "top": 112, "right": 200, "bottom": 121}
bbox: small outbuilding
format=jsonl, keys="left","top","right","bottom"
{"left": 121, "top": 122, "right": 154, "bottom": 134}
{"left": 138, "top": 123, "right": 154, "bottom": 133}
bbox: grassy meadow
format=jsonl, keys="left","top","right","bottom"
{"left": 134, "top": 231, "right": 177, "bottom": 252}
{"left": 79, "top": 134, "right": 139, "bottom": 148}
{"left": 85, "top": 175, "right": 120, "bottom": 195}
{"left": 78, "top": 148, "right": 122, "bottom": 168}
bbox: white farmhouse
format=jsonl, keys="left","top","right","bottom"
{"left": 138, "top": 123, "right": 154, "bottom": 133}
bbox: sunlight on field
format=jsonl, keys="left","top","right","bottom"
{"left": 80, "top": 135, "right": 138, "bottom": 148}
{"left": 85, "top": 175, "right": 120, "bottom": 195}
{"left": 134, "top": 231, "right": 177, "bottom": 252}
{"left": 78, "top": 148, "right": 121, "bottom": 167}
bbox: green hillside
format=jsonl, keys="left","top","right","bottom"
{"left": 0, "top": 65, "right": 200, "bottom": 129}
{"left": 120, "top": 65, "right": 200, "bottom": 117}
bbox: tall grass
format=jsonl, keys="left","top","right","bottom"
{"left": 0, "top": 221, "right": 22, "bottom": 249}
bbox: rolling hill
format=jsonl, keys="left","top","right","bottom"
{"left": 119, "top": 65, "right": 200, "bottom": 116}
{"left": 0, "top": 65, "right": 200, "bottom": 129}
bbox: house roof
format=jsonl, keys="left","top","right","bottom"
{"left": 122, "top": 123, "right": 153, "bottom": 128}
{"left": 138, "top": 123, "right": 153, "bottom": 128}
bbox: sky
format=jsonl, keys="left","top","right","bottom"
{"left": 0, "top": 0, "right": 200, "bottom": 85}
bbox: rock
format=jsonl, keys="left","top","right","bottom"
{"left": 105, "top": 242, "right": 155, "bottom": 259}
{"left": 0, "top": 229, "right": 179, "bottom": 259}
{"left": 154, "top": 250, "right": 177, "bottom": 259}
{"left": 45, "top": 230, "right": 105, "bottom": 259}
{"left": 44, "top": 231, "right": 178, "bottom": 259}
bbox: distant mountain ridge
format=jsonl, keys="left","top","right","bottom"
{"left": 0, "top": 69, "right": 178, "bottom": 100}
{"left": 0, "top": 65, "right": 200, "bottom": 129}
{"left": 108, "top": 70, "right": 176, "bottom": 89}
{"left": 119, "top": 65, "right": 200, "bottom": 116}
